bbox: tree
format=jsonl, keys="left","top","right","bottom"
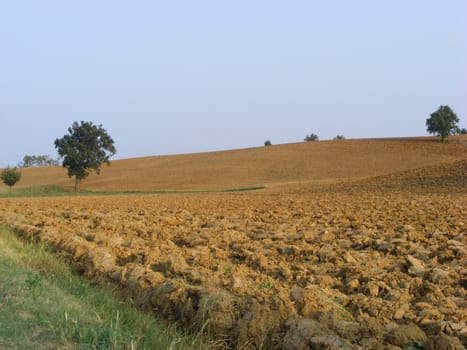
{"left": 1, "top": 168, "right": 21, "bottom": 192}
{"left": 264, "top": 140, "right": 272, "bottom": 146}
{"left": 54, "top": 121, "right": 116, "bottom": 192}
{"left": 304, "top": 133, "right": 319, "bottom": 142}
{"left": 426, "top": 105, "right": 460, "bottom": 142}
{"left": 333, "top": 135, "right": 345, "bottom": 140}
{"left": 18, "top": 154, "right": 59, "bottom": 167}
{"left": 20, "top": 155, "right": 34, "bottom": 167}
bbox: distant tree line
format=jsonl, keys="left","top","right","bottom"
{"left": 18, "top": 155, "right": 60, "bottom": 168}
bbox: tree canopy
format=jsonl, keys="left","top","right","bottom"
{"left": 1, "top": 168, "right": 21, "bottom": 191}
{"left": 426, "top": 105, "right": 460, "bottom": 142}
{"left": 304, "top": 133, "right": 319, "bottom": 142}
{"left": 54, "top": 121, "right": 116, "bottom": 192}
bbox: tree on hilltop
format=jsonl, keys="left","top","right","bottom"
{"left": 19, "top": 154, "right": 59, "bottom": 167}
{"left": 1, "top": 167, "right": 21, "bottom": 192}
{"left": 304, "top": 133, "right": 319, "bottom": 142}
{"left": 54, "top": 121, "right": 116, "bottom": 192}
{"left": 426, "top": 105, "right": 460, "bottom": 142}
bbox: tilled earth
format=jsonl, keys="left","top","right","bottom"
{"left": 0, "top": 160, "right": 465, "bottom": 349}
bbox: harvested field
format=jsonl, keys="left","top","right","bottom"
{"left": 0, "top": 138, "right": 466, "bottom": 349}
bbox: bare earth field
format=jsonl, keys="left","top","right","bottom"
{"left": 0, "top": 138, "right": 466, "bottom": 349}
{"left": 10, "top": 137, "right": 467, "bottom": 191}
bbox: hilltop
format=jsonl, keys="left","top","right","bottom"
{"left": 3, "top": 136, "right": 467, "bottom": 192}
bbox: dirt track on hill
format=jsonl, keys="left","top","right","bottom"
{"left": 0, "top": 160, "right": 466, "bottom": 349}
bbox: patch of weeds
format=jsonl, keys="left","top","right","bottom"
{"left": 70, "top": 279, "right": 90, "bottom": 298}
{"left": 62, "top": 311, "right": 80, "bottom": 342}
{"left": 258, "top": 278, "right": 274, "bottom": 290}
{"left": 222, "top": 265, "right": 232, "bottom": 276}
{"left": 78, "top": 313, "right": 119, "bottom": 350}
{"left": 329, "top": 300, "right": 350, "bottom": 319}
{"left": 25, "top": 272, "right": 43, "bottom": 300}
{"left": 335, "top": 303, "right": 350, "bottom": 319}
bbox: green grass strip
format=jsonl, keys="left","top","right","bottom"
{"left": 0, "top": 185, "right": 266, "bottom": 198}
{"left": 0, "top": 224, "right": 204, "bottom": 350}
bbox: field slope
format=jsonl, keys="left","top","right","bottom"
{"left": 3, "top": 136, "right": 466, "bottom": 192}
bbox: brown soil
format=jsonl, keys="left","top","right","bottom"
{"left": 4, "top": 136, "right": 467, "bottom": 191}
{"left": 0, "top": 137, "right": 466, "bottom": 349}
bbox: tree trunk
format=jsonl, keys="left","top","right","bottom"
{"left": 74, "top": 177, "right": 80, "bottom": 193}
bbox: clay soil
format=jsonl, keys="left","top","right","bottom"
{"left": 0, "top": 138, "right": 466, "bottom": 349}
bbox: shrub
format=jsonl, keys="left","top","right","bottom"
{"left": 304, "top": 133, "right": 319, "bottom": 142}
{"left": 1, "top": 168, "right": 22, "bottom": 192}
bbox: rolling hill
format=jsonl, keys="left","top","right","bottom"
{"left": 2, "top": 136, "right": 466, "bottom": 192}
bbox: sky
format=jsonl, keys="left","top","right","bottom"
{"left": 1, "top": 1, "right": 466, "bottom": 167}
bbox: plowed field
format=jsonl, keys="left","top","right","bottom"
{"left": 0, "top": 138, "right": 466, "bottom": 349}
{"left": 8, "top": 137, "right": 467, "bottom": 191}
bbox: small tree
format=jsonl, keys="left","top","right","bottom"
{"left": 426, "top": 105, "right": 460, "bottom": 142}
{"left": 1, "top": 168, "right": 21, "bottom": 192}
{"left": 54, "top": 121, "right": 116, "bottom": 192}
{"left": 334, "top": 135, "right": 345, "bottom": 140}
{"left": 264, "top": 140, "right": 272, "bottom": 146}
{"left": 304, "top": 133, "right": 319, "bottom": 142}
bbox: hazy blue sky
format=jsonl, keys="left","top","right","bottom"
{"left": 1, "top": 1, "right": 466, "bottom": 167}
